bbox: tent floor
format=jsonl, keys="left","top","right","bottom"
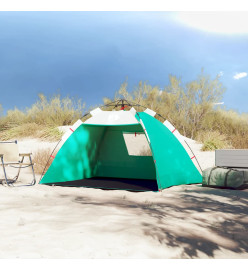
{"left": 45, "top": 177, "right": 158, "bottom": 192}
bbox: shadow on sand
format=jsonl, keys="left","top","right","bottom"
{"left": 71, "top": 186, "right": 248, "bottom": 258}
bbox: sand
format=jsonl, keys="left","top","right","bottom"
{"left": 0, "top": 136, "right": 247, "bottom": 259}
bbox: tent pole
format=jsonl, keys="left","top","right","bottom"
{"left": 184, "top": 140, "right": 203, "bottom": 173}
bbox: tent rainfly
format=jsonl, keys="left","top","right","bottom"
{"left": 40, "top": 105, "right": 202, "bottom": 191}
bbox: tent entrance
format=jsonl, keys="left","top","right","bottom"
{"left": 40, "top": 123, "right": 158, "bottom": 191}
{"left": 94, "top": 125, "right": 156, "bottom": 181}
{"left": 86, "top": 125, "right": 157, "bottom": 191}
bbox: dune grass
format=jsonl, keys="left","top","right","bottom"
{"left": 0, "top": 123, "right": 63, "bottom": 141}
{"left": 196, "top": 131, "right": 232, "bottom": 151}
{"left": 33, "top": 148, "right": 58, "bottom": 174}
{"left": 104, "top": 73, "right": 248, "bottom": 149}
{"left": 1, "top": 73, "right": 248, "bottom": 149}
{"left": 0, "top": 93, "right": 84, "bottom": 141}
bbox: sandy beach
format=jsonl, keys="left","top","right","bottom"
{"left": 2, "top": 8, "right": 248, "bottom": 262}
{"left": 0, "top": 136, "right": 247, "bottom": 259}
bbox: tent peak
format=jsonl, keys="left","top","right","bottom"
{"left": 85, "top": 109, "right": 140, "bottom": 125}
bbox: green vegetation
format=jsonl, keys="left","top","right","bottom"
{"left": 196, "top": 131, "right": 232, "bottom": 151}
{"left": 1, "top": 71, "right": 248, "bottom": 149}
{"left": 0, "top": 94, "right": 84, "bottom": 141}
{"left": 0, "top": 124, "right": 63, "bottom": 141}
{"left": 104, "top": 71, "right": 248, "bottom": 149}
{"left": 33, "top": 148, "right": 58, "bottom": 174}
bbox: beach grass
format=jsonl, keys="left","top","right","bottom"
{"left": 0, "top": 124, "right": 63, "bottom": 141}
{"left": 33, "top": 148, "right": 58, "bottom": 174}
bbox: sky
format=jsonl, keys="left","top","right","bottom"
{"left": 0, "top": 11, "right": 248, "bottom": 113}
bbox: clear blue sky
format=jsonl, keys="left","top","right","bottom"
{"left": 0, "top": 11, "right": 247, "bottom": 113}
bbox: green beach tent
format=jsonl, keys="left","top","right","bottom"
{"left": 40, "top": 101, "right": 202, "bottom": 191}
